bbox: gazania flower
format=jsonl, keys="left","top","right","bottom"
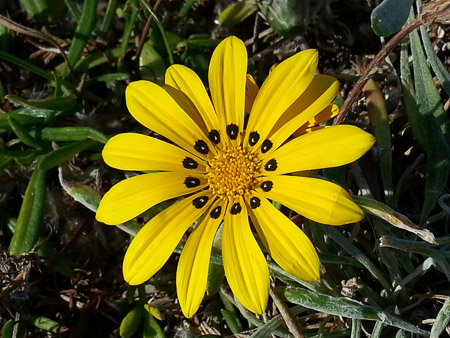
{"left": 96, "top": 36, "right": 375, "bottom": 317}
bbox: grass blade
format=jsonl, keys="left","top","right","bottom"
{"left": 276, "top": 286, "right": 429, "bottom": 335}
{"left": 430, "top": 297, "right": 450, "bottom": 338}
{"left": 9, "top": 169, "right": 47, "bottom": 256}
{"left": 61, "top": 0, "right": 98, "bottom": 77}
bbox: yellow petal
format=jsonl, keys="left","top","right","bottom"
{"left": 244, "top": 49, "right": 318, "bottom": 149}
{"left": 102, "top": 133, "right": 206, "bottom": 172}
{"left": 293, "top": 104, "right": 339, "bottom": 138}
{"left": 258, "top": 175, "right": 364, "bottom": 225}
{"left": 303, "top": 103, "right": 339, "bottom": 129}
{"left": 245, "top": 74, "right": 259, "bottom": 113}
{"left": 262, "top": 125, "right": 375, "bottom": 175}
{"left": 96, "top": 172, "right": 207, "bottom": 225}
{"left": 247, "top": 192, "right": 319, "bottom": 280}
{"left": 165, "top": 65, "right": 220, "bottom": 137}
{"left": 222, "top": 198, "right": 269, "bottom": 314}
{"left": 126, "top": 80, "right": 215, "bottom": 159}
{"left": 260, "top": 75, "right": 339, "bottom": 158}
{"left": 208, "top": 36, "right": 247, "bottom": 145}
{"left": 123, "top": 192, "right": 214, "bottom": 285}
{"left": 177, "top": 199, "right": 227, "bottom": 318}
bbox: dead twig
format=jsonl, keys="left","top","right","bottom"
{"left": 333, "top": 0, "right": 450, "bottom": 125}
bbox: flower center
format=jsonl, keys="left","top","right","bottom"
{"left": 206, "top": 146, "right": 260, "bottom": 199}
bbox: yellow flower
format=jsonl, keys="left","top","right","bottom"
{"left": 96, "top": 36, "right": 375, "bottom": 317}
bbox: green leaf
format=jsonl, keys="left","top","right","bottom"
{"left": 371, "top": 0, "right": 413, "bottom": 36}
{"left": 139, "top": 42, "right": 166, "bottom": 85}
{"left": 37, "top": 140, "right": 96, "bottom": 170}
{"left": 39, "top": 127, "right": 108, "bottom": 144}
{"left": 419, "top": 25, "right": 450, "bottom": 98}
{"left": 61, "top": 0, "right": 98, "bottom": 77}
{"left": 1, "top": 319, "right": 14, "bottom": 338}
{"left": 259, "top": 0, "right": 310, "bottom": 37}
{"left": 99, "top": 0, "right": 119, "bottom": 39}
{"left": 5, "top": 94, "right": 77, "bottom": 111}
{"left": 142, "top": 311, "right": 165, "bottom": 338}
{"left": 219, "top": 1, "right": 257, "bottom": 26}
{"left": 7, "top": 116, "right": 43, "bottom": 149}
{"left": 120, "top": 306, "right": 144, "bottom": 338}
{"left": 276, "top": 287, "right": 429, "bottom": 335}
{"left": 9, "top": 169, "right": 47, "bottom": 256}
{"left": 430, "top": 297, "right": 450, "bottom": 338}
{"left": 206, "top": 224, "right": 225, "bottom": 296}
{"left": 401, "top": 12, "right": 450, "bottom": 223}
{"left": 220, "top": 309, "right": 243, "bottom": 334}
{"left": 27, "top": 315, "right": 64, "bottom": 333}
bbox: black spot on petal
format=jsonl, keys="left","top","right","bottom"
{"left": 250, "top": 196, "right": 261, "bottom": 209}
{"left": 210, "top": 206, "right": 222, "bottom": 219}
{"left": 261, "top": 139, "right": 273, "bottom": 153}
{"left": 230, "top": 202, "right": 242, "bottom": 215}
{"left": 249, "top": 131, "right": 260, "bottom": 146}
{"left": 192, "top": 196, "right": 209, "bottom": 209}
{"left": 226, "top": 124, "right": 239, "bottom": 140}
{"left": 184, "top": 177, "right": 201, "bottom": 188}
{"left": 182, "top": 157, "right": 198, "bottom": 169}
{"left": 194, "top": 140, "right": 209, "bottom": 154}
{"left": 265, "top": 159, "right": 277, "bottom": 171}
{"left": 209, "top": 130, "right": 220, "bottom": 144}
{"left": 261, "top": 181, "right": 273, "bottom": 192}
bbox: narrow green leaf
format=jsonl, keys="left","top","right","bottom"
{"left": 85, "top": 72, "right": 130, "bottom": 84}
{"left": 371, "top": 321, "right": 385, "bottom": 338}
{"left": 276, "top": 287, "right": 429, "bottom": 335}
{"left": 219, "top": 1, "right": 257, "bottom": 26}
{"left": 380, "top": 236, "right": 450, "bottom": 281}
{"left": 351, "top": 319, "right": 361, "bottom": 338}
{"left": 61, "top": 0, "right": 98, "bottom": 77}
{"left": 37, "top": 140, "right": 96, "bottom": 170}
{"left": 404, "top": 13, "right": 450, "bottom": 223}
{"left": 7, "top": 116, "right": 43, "bottom": 149}
{"left": 221, "top": 309, "right": 242, "bottom": 334}
{"left": 117, "top": 0, "right": 139, "bottom": 71}
{"left": 142, "top": 311, "right": 165, "bottom": 338}
{"left": 120, "top": 306, "right": 144, "bottom": 338}
{"left": 320, "top": 225, "right": 392, "bottom": 292}
{"left": 417, "top": 0, "right": 450, "bottom": 97}
{"left": 430, "top": 297, "right": 450, "bottom": 338}
{"left": 5, "top": 94, "right": 77, "bottom": 111}
{"left": 0, "top": 23, "right": 10, "bottom": 53}
{"left": 140, "top": 0, "right": 174, "bottom": 65}
{"left": 9, "top": 169, "right": 46, "bottom": 256}
{"left": 63, "top": 0, "right": 81, "bottom": 22}
{"left": 400, "top": 257, "right": 435, "bottom": 288}
{"left": 176, "top": 0, "right": 200, "bottom": 21}
{"left": 99, "top": 0, "right": 119, "bottom": 39}
{"left": 39, "top": 127, "right": 108, "bottom": 144}
{"left": 371, "top": 0, "right": 413, "bottom": 36}
{"left": 27, "top": 315, "right": 64, "bottom": 333}
{"left": 206, "top": 224, "right": 225, "bottom": 296}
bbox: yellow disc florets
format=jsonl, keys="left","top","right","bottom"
{"left": 206, "top": 146, "right": 260, "bottom": 199}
